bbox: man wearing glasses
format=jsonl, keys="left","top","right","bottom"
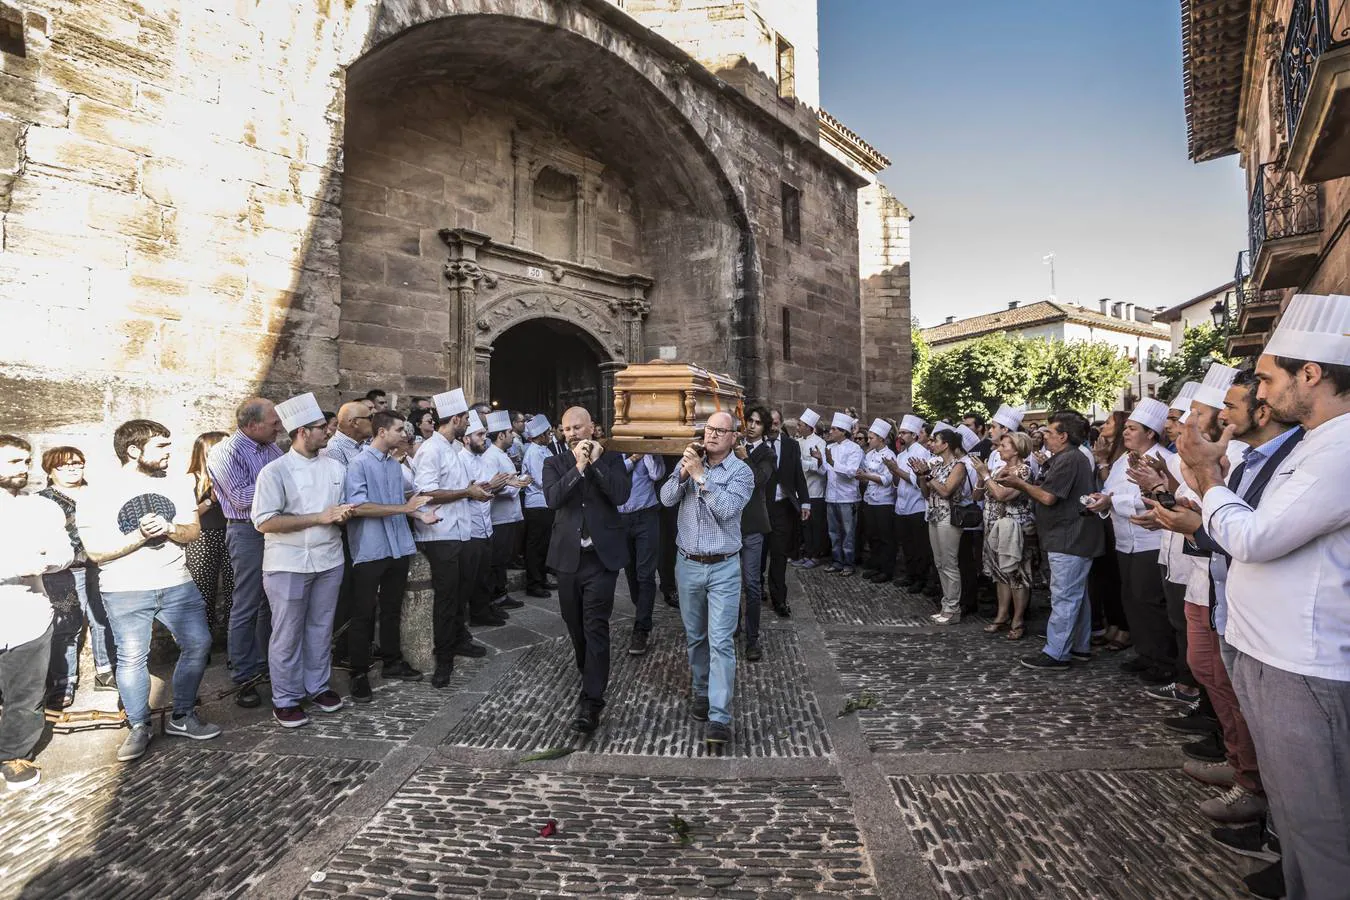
{"left": 660, "top": 411, "right": 754, "bottom": 747}
{"left": 251, "top": 393, "right": 355, "bottom": 728}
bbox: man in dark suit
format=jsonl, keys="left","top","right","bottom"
{"left": 764, "top": 409, "right": 810, "bottom": 617}
{"left": 543, "top": 406, "right": 631, "bottom": 733}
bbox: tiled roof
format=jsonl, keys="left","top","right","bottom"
{"left": 1180, "top": 0, "right": 1252, "bottom": 162}
{"left": 1154, "top": 281, "right": 1235, "bottom": 323}
{"left": 922, "top": 300, "right": 1170, "bottom": 345}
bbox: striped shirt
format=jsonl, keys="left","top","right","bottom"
{"left": 207, "top": 430, "right": 283, "bottom": 521}
{"left": 323, "top": 430, "right": 365, "bottom": 468}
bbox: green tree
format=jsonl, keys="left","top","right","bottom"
{"left": 910, "top": 324, "right": 935, "bottom": 419}
{"left": 1154, "top": 324, "right": 1238, "bottom": 400}
{"left": 1032, "top": 340, "right": 1134, "bottom": 412}
{"left": 916, "top": 334, "right": 1044, "bottom": 421}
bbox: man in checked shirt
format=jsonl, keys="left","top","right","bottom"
{"left": 659, "top": 410, "right": 753, "bottom": 747}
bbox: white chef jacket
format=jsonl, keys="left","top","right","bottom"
{"left": 798, "top": 433, "right": 827, "bottom": 499}
{"left": 824, "top": 439, "right": 865, "bottom": 504}
{"left": 1204, "top": 411, "right": 1350, "bottom": 681}
{"left": 410, "top": 432, "right": 471, "bottom": 543}
{"left": 462, "top": 448, "right": 495, "bottom": 539}
{"left": 0, "top": 491, "right": 68, "bottom": 650}
{"left": 484, "top": 443, "right": 523, "bottom": 526}
{"left": 251, "top": 449, "right": 346, "bottom": 574}
{"left": 522, "top": 442, "right": 551, "bottom": 510}
{"left": 893, "top": 442, "right": 931, "bottom": 517}
{"left": 862, "top": 447, "right": 897, "bottom": 506}
{"left": 1102, "top": 445, "right": 1173, "bottom": 554}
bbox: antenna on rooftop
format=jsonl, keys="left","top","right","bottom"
{"left": 1042, "top": 252, "right": 1057, "bottom": 300}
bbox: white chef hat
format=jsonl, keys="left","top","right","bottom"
{"left": 1169, "top": 381, "right": 1200, "bottom": 412}
{"left": 464, "top": 410, "right": 486, "bottom": 436}
{"left": 991, "top": 404, "right": 1024, "bottom": 432}
{"left": 899, "top": 414, "right": 925, "bottom": 435}
{"left": 1264, "top": 293, "right": 1350, "bottom": 365}
{"left": 1192, "top": 362, "right": 1241, "bottom": 409}
{"left": 276, "top": 392, "right": 324, "bottom": 433}
{"left": 934, "top": 421, "right": 953, "bottom": 434}
{"left": 868, "top": 418, "right": 892, "bottom": 439}
{"left": 524, "top": 415, "right": 551, "bottom": 439}
{"left": 831, "top": 411, "right": 856, "bottom": 432}
{"left": 800, "top": 408, "right": 821, "bottom": 429}
{"left": 1127, "top": 398, "right": 1169, "bottom": 436}
{"left": 955, "top": 423, "right": 980, "bottom": 452}
{"left": 485, "top": 410, "right": 512, "bottom": 433}
{"left": 433, "top": 388, "right": 468, "bottom": 419}
{"left": 1179, "top": 409, "right": 1192, "bottom": 425}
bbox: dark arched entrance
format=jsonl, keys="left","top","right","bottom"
{"left": 490, "top": 318, "right": 603, "bottom": 422}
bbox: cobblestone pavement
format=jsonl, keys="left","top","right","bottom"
{"left": 0, "top": 566, "right": 1258, "bottom": 899}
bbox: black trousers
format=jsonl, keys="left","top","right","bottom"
{"left": 1162, "top": 573, "right": 1195, "bottom": 687}
{"left": 1117, "top": 550, "right": 1174, "bottom": 670}
{"left": 421, "top": 540, "right": 465, "bottom": 663}
{"left": 332, "top": 527, "right": 354, "bottom": 650}
{"left": 491, "top": 520, "right": 522, "bottom": 598}
{"left": 895, "top": 512, "right": 933, "bottom": 585}
{"left": 523, "top": 507, "right": 554, "bottom": 591}
{"left": 863, "top": 503, "right": 896, "bottom": 577}
{"left": 767, "top": 498, "right": 796, "bottom": 605}
{"left": 557, "top": 550, "right": 618, "bottom": 711}
{"left": 621, "top": 506, "right": 660, "bottom": 634}
{"left": 1089, "top": 542, "right": 1126, "bottom": 631}
{"left": 802, "top": 497, "right": 828, "bottom": 559}
{"left": 658, "top": 498, "right": 679, "bottom": 598}
{"left": 348, "top": 555, "right": 410, "bottom": 673}
{"left": 958, "top": 530, "right": 981, "bottom": 614}
{"left": 0, "top": 624, "right": 52, "bottom": 762}
{"left": 465, "top": 538, "right": 494, "bottom": 619}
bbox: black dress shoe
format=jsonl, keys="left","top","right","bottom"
{"left": 661, "top": 592, "right": 679, "bottom": 608}
{"left": 494, "top": 595, "right": 526, "bottom": 610}
{"left": 705, "top": 721, "right": 731, "bottom": 745}
{"left": 1165, "top": 711, "right": 1220, "bottom": 735}
{"left": 1136, "top": 666, "right": 1176, "bottom": 685}
{"left": 1242, "top": 860, "right": 1285, "bottom": 899}
{"left": 1120, "top": 657, "right": 1152, "bottom": 674}
{"left": 690, "top": 695, "right": 709, "bottom": 722}
{"left": 628, "top": 631, "right": 650, "bottom": 656}
{"left": 431, "top": 664, "right": 453, "bottom": 689}
{"left": 525, "top": 587, "right": 552, "bottom": 598}
{"left": 1183, "top": 732, "right": 1227, "bottom": 762}
{"left": 452, "top": 641, "right": 488, "bottom": 658}
{"left": 470, "top": 612, "right": 509, "bottom": 627}
{"left": 350, "top": 673, "right": 373, "bottom": 703}
{"left": 236, "top": 685, "right": 262, "bottom": 708}
{"left": 570, "top": 706, "right": 600, "bottom": 733}
{"left": 382, "top": 660, "right": 423, "bottom": 682}
{"left": 868, "top": 573, "right": 892, "bottom": 584}
{"left": 745, "top": 643, "right": 763, "bottom": 662}
{"left": 772, "top": 602, "right": 791, "bottom": 618}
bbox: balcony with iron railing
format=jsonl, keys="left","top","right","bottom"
{"left": 1248, "top": 162, "right": 1322, "bottom": 290}
{"left": 1282, "top": 0, "right": 1350, "bottom": 182}
{"left": 1232, "top": 249, "right": 1285, "bottom": 345}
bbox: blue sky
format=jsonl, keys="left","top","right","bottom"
{"left": 818, "top": 0, "right": 1247, "bottom": 325}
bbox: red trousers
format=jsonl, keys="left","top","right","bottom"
{"left": 1185, "top": 602, "right": 1262, "bottom": 794}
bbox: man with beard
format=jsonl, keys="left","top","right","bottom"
{"left": 461, "top": 411, "right": 514, "bottom": 628}
{"left": 543, "top": 407, "right": 631, "bottom": 733}
{"left": 78, "top": 420, "right": 221, "bottom": 762}
{"left": 484, "top": 411, "right": 529, "bottom": 615}
{"left": 251, "top": 394, "right": 355, "bottom": 728}
{"left": 411, "top": 389, "right": 494, "bottom": 688}
{"left": 208, "top": 398, "right": 284, "bottom": 709}
{"left": 0, "top": 435, "right": 71, "bottom": 790}
{"left": 1174, "top": 294, "right": 1350, "bottom": 900}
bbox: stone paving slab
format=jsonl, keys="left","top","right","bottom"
{"left": 301, "top": 764, "right": 879, "bottom": 899}
{"left": 444, "top": 624, "right": 831, "bottom": 758}
{"left": 828, "top": 630, "right": 1179, "bottom": 753}
{"left": 240, "top": 658, "right": 487, "bottom": 744}
{"left": 798, "top": 570, "right": 994, "bottom": 627}
{"left": 890, "top": 769, "right": 1251, "bottom": 899}
{"left": 0, "top": 748, "right": 375, "bottom": 900}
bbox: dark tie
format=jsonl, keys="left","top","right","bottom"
{"left": 1226, "top": 461, "right": 1246, "bottom": 493}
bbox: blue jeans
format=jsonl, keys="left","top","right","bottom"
{"left": 226, "top": 522, "right": 271, "bottom": 683}
{"left": 103, "top": 580, "right": 212, "bottom": 726}
{"left": 677, "top": 553, "right": 741, "bottom": 725}
{"left": 77, "top": 568, "right": 115, "bottom": 673}
{"left": 826, "top": 502, "right": 857, "bottom": 566}
{"left": 739, "top": 532, "right": 765, "bottom": 645}
{"left": 1043, "top": 552, "right": 1093, "bottom": 661}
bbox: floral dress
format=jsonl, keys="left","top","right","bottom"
{"left": 982, "top": 461, "right": 1037, "bottom": 587}
{"left": 924, "top": 458, "right": 966, "bottom": 525}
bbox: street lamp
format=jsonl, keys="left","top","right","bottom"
{"left": 1210, "top": 294, "right": 1230, "bottom": 330}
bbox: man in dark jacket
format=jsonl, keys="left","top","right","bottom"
{"left": 738, "top": 408, "right": 775, "bottom": 660}
{"left": 543, "top": 406, "right": 632, "bottom": 733}
{"left": 764, "top": 408, "right": 809, "bottom": 617}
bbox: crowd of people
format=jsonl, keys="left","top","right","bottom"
{"left": 1, "top": 293, "right": 1347, "bottom": 900}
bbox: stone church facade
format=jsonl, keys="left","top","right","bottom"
{"left": 0, "top": 0, "right": 910, "bottom": 452}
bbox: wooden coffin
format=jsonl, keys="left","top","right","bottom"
{"left": 606, "top": 361, "right": 745, "bottom": 454}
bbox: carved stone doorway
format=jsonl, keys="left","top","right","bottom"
{"left": 489, "top": 318, "right": 607, "bottom": 424}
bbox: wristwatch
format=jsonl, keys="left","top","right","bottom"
{"left": 694, "top": 474, "right": 707, "bottom": 488}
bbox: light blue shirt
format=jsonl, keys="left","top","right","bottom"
{"left": 344, "top": 446, "right": 416, "bottom": 564}
{"left": 659, "top": 454, "right": 754, "bottom": 556}
{"left": 1210, "top": 427, "right": 1301, "bottom": 635}
{"left": 618, "top": 455, "right": 666, "bottom": 514}
{"left": 522, "top": 442, "right": 552, "bottom": 509}
{"left": 462, "top": 449, "right": 495, "bottom": 540}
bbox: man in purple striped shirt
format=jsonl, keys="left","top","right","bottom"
{"left": 207, "top": 398, "right": 283, "bottom": 708}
